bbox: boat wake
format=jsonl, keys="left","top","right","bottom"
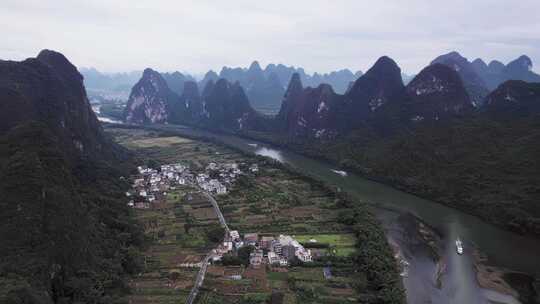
{"left": 331, "top": 169, "right": 347, "bottom": 177}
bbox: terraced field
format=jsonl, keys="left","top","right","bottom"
{"left": 126, "top": 187, "right": 220, "bottom": 304}
{"left": 107, "top": 127, "right": 362, "bottom": 304}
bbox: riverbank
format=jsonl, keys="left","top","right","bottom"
{"left": 238, "top": 128, "right": 540, "bottom": 239}
{"left": 238, "top": 130, "right": 540, "bottom": 303}
{"left": 386, "top": 210, "right": 530, "bottom": 304}
{"left": 141, "top": 122, "right": 540, "bottom": 242}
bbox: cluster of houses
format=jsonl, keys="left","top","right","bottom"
{"left": 127, "top": 163, "right": 193, "bottom": 209}
{"left": 212, "top": 230, "right": 312, "bottom": 268}
{"left": 197, "top": 162, "right": 258, "bottom": 195}
{"left": 127, "top": 161, "right": 260, "bottom": 209}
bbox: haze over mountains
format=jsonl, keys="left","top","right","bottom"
{"left": 121, "top": 51, "right": 540, "bottom": 139}
{"left": 124, "top": 68, "right": 263, "bottom": 132}
{"left": 79, "top": 67, "right": 142, "bottom": 99}
{"left": 83, "top": 62, "right": 362, "bottom": 114}
{"left": 215, "top": 61, "right": 362, "bottom": 113}
{"left": 431, "top": 52, "right": 540, "bottom": 107}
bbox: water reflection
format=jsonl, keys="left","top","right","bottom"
{"left": 254, "top": 147, "right": 284, "bottom": 162}
{"left": 444, "top": 221, "right": 484, "bottom": 303}
{"left": 98, "top": 116, "right": 123, "bottom": 124}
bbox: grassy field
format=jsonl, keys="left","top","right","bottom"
{"left": 219, "top": 169, "right": 348, "bottom": 235}
{"left": 294, "top": 234, "right": 356, "bottom": 257}
{"left": 107, "top": 127, "right": 362, "bottom": 304}
{"left": 129, "top": 136, "right": 193, "bottom": 148}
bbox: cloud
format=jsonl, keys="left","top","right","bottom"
{"left": 1, "top": 0, "right": 539, "bottom": 74}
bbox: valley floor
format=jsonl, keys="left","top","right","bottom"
{"left": 108, "top": 127, "right": 394, "bottom": 304}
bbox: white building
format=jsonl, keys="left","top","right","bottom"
{"left": 223, "top": 241, "right": 233, "bottom": 252}
{"left": 268, "top": 251, "right": 280, "bottom": 265}
{"left": 296, "top": 249, "right": 312, "bottom": 262}
{"left": 173, "top": 164, "right": 186, "bottom": 172}
{"left": 206, "top": 162, "right": 218, "bottom": 171}
{"left": 229, "top": 230, "right": 240, "bottom": 240}
{"left": 278, "top": 234, "right": 312, "bottom": 263}
{"left": 133, "top": 178, "right": 144, "bottom": 187}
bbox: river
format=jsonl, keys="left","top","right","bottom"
{"left": 116, "top": 123, "right": 540, "bottom": 303}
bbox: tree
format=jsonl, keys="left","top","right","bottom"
{"left": 205, "top": 225, "right": 225, "bottom": 243}
{"left": 184, "top": 215, "right": 195, "bottom": 234}
{"left": 146, "top": 159, "right": 160, "bottom": 170}
{"left": 220, "top": 254, "right": 243, "bottom": 266}
{"left": 237, "top": 245, "right": 255, "bottom": 265}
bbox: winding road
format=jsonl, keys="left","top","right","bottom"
{"left": 203, "top": 192, "right": 230, "bottom": 233}
{"left": 186, "top": 191, "right": 229, "bottom": 304}
{"left": 185, "top": 253, "right": 211, "bottom": 304}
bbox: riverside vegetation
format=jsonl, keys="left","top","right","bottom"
{"left": 243, "top": 110, "right": 540, "bottom": 237}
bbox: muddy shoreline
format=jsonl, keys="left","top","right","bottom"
{"left": 390, "top": 211, "right": 538, "bottom": 303}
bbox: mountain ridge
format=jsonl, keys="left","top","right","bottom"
{"left": 0, "top": 50, "right": 142, "bottom": 303}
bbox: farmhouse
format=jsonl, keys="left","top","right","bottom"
{"left": 260, "top": 236, "right": 274, "bottom": 250}
{"left": 244, "top": 233, "right": 259, "bottom": 246}
{"left": 249, "top": 249, "right": 264, "bottom": 268}
{"left": 268, "top": 251, "right": 280, "bottom": 265}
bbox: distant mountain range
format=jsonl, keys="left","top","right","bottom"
{"left": 275, "top": 56, "right": 477, "bottom": 138}
{"left": 124, "top": 69, "right": 264, "bottom": 131}
{"left": 122, "top": 61, "right": 369, "bottom": 128}
{"left": 431, "top": 52, "right": 540, "bottom": 107}
{"left": 80, "top": 67, "right": 142, "bottom": 95}
{"left": 211, "top": 61, "right": 362, "bottom": 113}
{"left": 122, "top": 51, "right": 540, "bottom": 139}
{"left": 82, "top": 63, "right": 363, "bottom": 114}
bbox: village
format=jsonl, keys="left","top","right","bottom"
{"left": 109, "top": 128, "right": 362, "bottom": 303}
{"left": 126, "top": 160, "right": 259, "bottom": 209}
{"left": 125, "top": 159, "right": 312, "bottom": 271}
{"left": 211, "top": 230, "right": 313, "bottom": 270}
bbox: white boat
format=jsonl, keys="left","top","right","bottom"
{"left": 331, "top": 169, "right": 348, "bottom": 177}
{"left": 247, "top": 143, "right": 258, "bottom": 147}
{"left": 456, "top": 239, "right": 464, "bottom": 255}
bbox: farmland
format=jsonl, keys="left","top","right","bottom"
{"left": 107, "top": 126, "right": 397, "bottom": 303}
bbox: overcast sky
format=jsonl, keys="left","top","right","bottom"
{"left": 2, "top": 0, "right": 540, "bottom": 75}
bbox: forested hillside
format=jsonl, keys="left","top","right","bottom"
{"left": 246, "top": 111, "right": 540, "bottom": 236}
{"left": 0, "top": 50, "right": 144, "bottom": 303}
{"left": 0, "top": 123, "right": 143, "bottom": 303}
